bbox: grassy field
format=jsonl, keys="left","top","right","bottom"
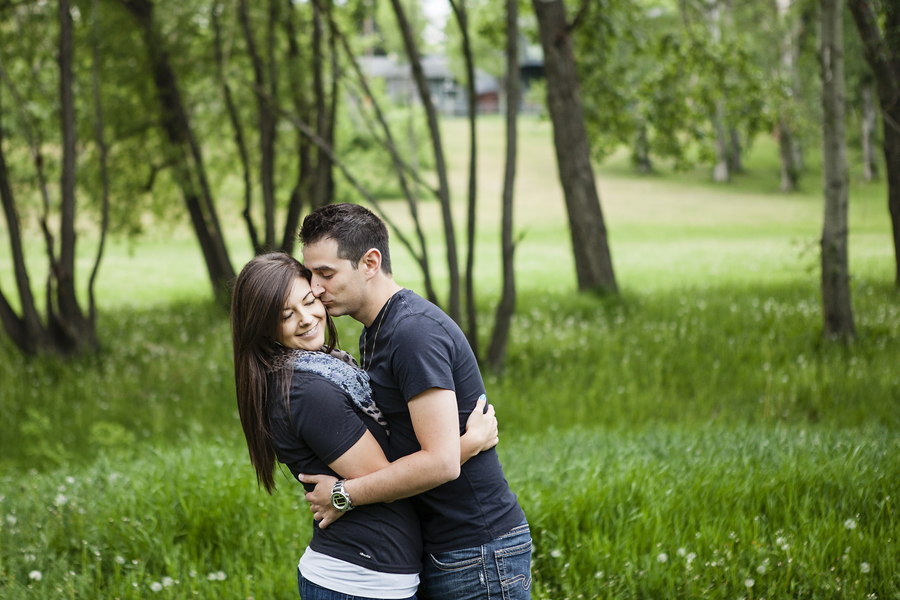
{"left": 1, "top": 116, "right": 898, "bottom": 598}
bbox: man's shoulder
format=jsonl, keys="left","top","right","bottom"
{"left": 393, "top": 290, "right": 454, "bottom": 330}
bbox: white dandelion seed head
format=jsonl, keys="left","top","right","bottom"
{"left": 25, "top": 554, "right": 36, "bottom": 562}
{"left": 677, "top": 547, "right": 687, "bottom": 557}
{"left": 757, "top": 565, "right": 766, "bottom": 575}
{"left": 657, "top": 553, "right": 668, "bottom": 563}
{"left": 745, "top": 578, "right": 755, "bottom": 588}
{"left": 594, "top": 571, "right": 603, "bottom": 579}
{"left": 115, "top": 556, "right": 125, "bottom": 565}
{"left": 150, "top": 582, "right": 162, "bottom": 592}
{"left": 189, "top": 570, "right": 197, "bottom": 578}
{"left": 861, "top": 562, "right": 871, "bottom": 574}
{"left": 216, "top": 571, "right": 226, "bottom": 580}
{"left": 687, "top": 552, "right": 697, "bottom": 563}
{"left": 550, "top": 549, "right": 563, "bottom": 558}
{"left": 162, "top": 577, "right": 174, "bottom": 587}
{"left": 844, "top": 518, "right": 857, "bottom": 530}
{"left": 5, "top": 515, "right": 16, "bottom": 525}
{"left": 29, "top": 571, "right": 42, "bottom": 581}
{"left": 776, "top": 536, "right": 786, "bottom": 546}
{"left": 207, "top": 573, "right": 217, "bottom": 581}
{"left": 65, "top": 477, "right": 75, "bottom": 484}
{"left": 54, "top": 494, "right": 68, "bottom": 507}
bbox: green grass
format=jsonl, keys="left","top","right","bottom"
{"left": 1, "top": 428, "right": 897, "bottom": 599}
{"left": 1, "top": 116, "right": 899, "bottom": 598}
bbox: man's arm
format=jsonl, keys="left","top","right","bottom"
{"left": 301, "top": 387, "right": 463, "bottom": 527}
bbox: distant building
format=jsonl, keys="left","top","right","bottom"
{"left": 358, "top": 54, "right": 500, "bottom": 116}
{"left": 358, "top": 41, "right": 545, "bottom": 116}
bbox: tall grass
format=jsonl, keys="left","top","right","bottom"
{"left": 3, "top": 277, "right": 896, "bottom": 473}
{"left": 1, "top": 428, "right": 897, "bottom": 599}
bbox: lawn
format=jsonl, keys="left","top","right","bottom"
{"left": 1, "top": 116, "right": 898, "bottom": 599}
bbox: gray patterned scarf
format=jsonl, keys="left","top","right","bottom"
{"left": 270, "top": 348, "right": 390, "bottom": 435}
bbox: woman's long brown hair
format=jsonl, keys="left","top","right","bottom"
{"left": 230, "top": 253, "right": 338, "bottom": 493}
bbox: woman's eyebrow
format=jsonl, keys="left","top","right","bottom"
{"left": 302, "top": 290, "right": 315, "bottom": 302}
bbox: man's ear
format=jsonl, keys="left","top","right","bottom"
{"left": 360, "top": 248, "right": 382, "bottom": 279}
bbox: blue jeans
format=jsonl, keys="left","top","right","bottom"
{"left": 298, "top": 572, "right": 417, "bottom": 600}
{"left": 419, "top": 519, "right": 532, "bottom": 600}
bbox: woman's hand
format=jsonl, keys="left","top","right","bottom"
{"left": 460, "top": 396, "right": 498, "bottom": 464}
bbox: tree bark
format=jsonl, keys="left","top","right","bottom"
{"left": 120, "top": 0, "right": 235, "bottom": 305}
{"left": 57, "top": 0, "right": 96, "bottom": 352}
{"left": 532, "top": 0, "right": 617, "bottom": 294}
{"left": 847, "top": 0, "right": 900, "bottom": 287}
{"left": 389, "top": 0, "right": 462, "bottom": 323}
{"left": 239, "top": 0, "right": 278, "bottom": 250}
{"left": 449, "top": 0, "right": 480, "bottom": 354}
{"left": 280, "top": 0, "right": 312, "bottom": 254}
{"left": 776, "top": 0, "right": 799, "bottom": 192}
{"left": 213, "top": 0, "right": 260, "bottom": 254}
{"left": 88, "top": 0, "right": 110, "bottom": 327}
{"left": 819, "top": 0, "right": 855, "bottom": 342}
{"left": 632, "top": 124, "right": 651, "bottom": 173}
{"left": 0, "top": 88, "right": 46, "bottom": 354}
{"left": 311, "top": 0, "right": 332, "bottom": 210}
{"left": 861, "top": 81, "right": 879, "bottom": 182}
{"left": 486, "top": 0, "right": 518, "bottom": 371}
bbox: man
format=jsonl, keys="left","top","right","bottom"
{"left": 298, "top": 203, "right": 532, "bottom": 600}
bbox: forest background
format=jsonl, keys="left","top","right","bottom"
{"left": 0, "top": 0, "right": 898, "bottom": 598}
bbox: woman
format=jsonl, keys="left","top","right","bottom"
{"left": 231, "top": 253, "right": 497, "bottom": 600}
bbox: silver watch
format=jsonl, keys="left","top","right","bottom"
{"left": 330, "top": 479, "right": 354, "bottom": 512}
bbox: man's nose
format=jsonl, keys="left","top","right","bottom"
{"left": 311, "top": 280, "right": 325, "bottom": 296}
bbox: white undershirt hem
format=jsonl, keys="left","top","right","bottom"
{"left": 298, "top": 547, "right": 419, "bottom": 599}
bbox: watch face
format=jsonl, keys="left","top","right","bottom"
{"left": 331, "top": 492, "right": 350, "bottom": 511}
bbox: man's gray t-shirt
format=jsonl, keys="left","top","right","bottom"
{"left": 361, "top": 289, "right": 526, "bottom": 553}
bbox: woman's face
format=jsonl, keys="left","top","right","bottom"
{"left": 276, "top": 277, "right": 328, "bottom": 351}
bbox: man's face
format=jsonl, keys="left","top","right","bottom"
{"left": 301, "top": 238, "right": 368, "bottom": 321}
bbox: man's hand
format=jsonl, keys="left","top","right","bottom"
{"left": 298, "top": 473, "right": 343, "bottom": 529}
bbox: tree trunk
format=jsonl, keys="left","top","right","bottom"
{"left": 632, "top": 124, "right": 652, "bottom": 173}
{"left": 861, "top": 81, "right": 879, "bottom": 181}
{"left": 311, "top": 0, "right": 332, "bottom": 210}
{"left": 847, "top": 0, "right": 900, "bottom": 287}
{"left": 57, "top": 0, "right": 97, "bottom": 352}
{"left": 532, "top": 0, "right": 617, "bottom": 294}
{"left": 281, "top": 0, "right": 312, "bottom": 254}
{"left": 819, "top": 0, "right": 855, "bottom": 342}
{"left": 213, "top": 0, "right": 260, "bottom": 254}
{"left": 449, "top": 0, "right": 480, "bottom": 354}
{"left": 777, "top": 0, "right": 799, "bottom": 192}
{"left": 120, "top": 0, "right": 235, "bottom": 304}
{"left": 486, "top": 0, "right": 518, "bottom": 372}
{"left": 708, "top": 2, "right": 729, "bottom": 183}
{"left": 389, "top": 0, "right": 462, "bottom": 323}
{"left": 88, "top": 0, "right": 111, "bottom": 326}
{"left": 0, "top": 89, "right": 47, "bottom": 354}
{"left": 239, "top": 0, "right": 278, "bottom": 250}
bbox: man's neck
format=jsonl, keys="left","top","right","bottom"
{"left": 357, "top": 277, "right": 403, "bottom": 327}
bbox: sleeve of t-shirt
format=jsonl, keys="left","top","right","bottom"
{"left": 289, "top": 372, "right": 368, "bottom": 465}
{"left": 389, "top": 313, "right": 457, "bottom": 402}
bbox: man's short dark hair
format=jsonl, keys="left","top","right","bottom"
{"left": 299, "top": 203, "right": 392, "bottom": 275}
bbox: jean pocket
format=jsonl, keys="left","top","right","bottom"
{"left": 494, "top": 539, "right": 532, "bottom": 597}
{"left": 428, "top": 547, "right": 484, "bottom": 572}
